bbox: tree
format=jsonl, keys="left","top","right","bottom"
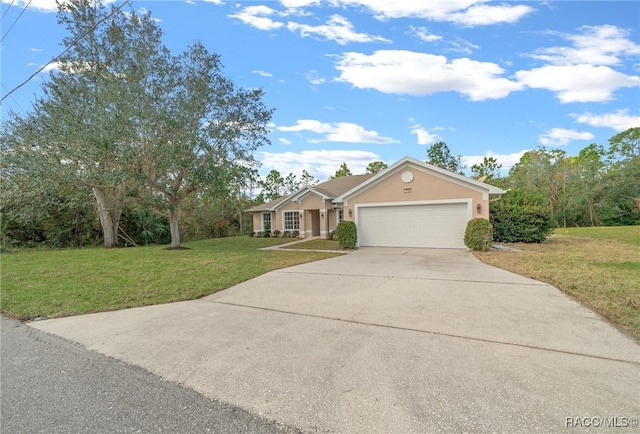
{"left": 330, "top": 162, "right": 352, "bottom": 179}
{"left": 3, "top": 1, "right": 273, "bottom": 249}
{"left": 129, "top": 42, "right": 273, "bottom": 249}
{"left": 300, "top": 169, "right": 319, "bottom": 187}
{"left": 366, "top": 161, "right": 388, "bottom": 174}
{"left": 1, "top": 0, "right": 158, "bottom": 247}
{"left": 570, "top": 144, "right": 607, "bottom": 226}
{"left": 471, "top": 157, "right": 502, "bottom": 181}
{"left": 608, "top": 127, "right": 640, "bottom": 160}
{"left": 426, "top": 141, "right": 465, "bottom": 174}
{"left": 261, "top": 170, "right": 286, "bottom": 201}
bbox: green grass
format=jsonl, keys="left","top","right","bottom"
{"left": 476, "top": 226, "right": 640, "bottom": 341}
{"left": 0, "top": 237, "right": 340, "bottom": 320}
{"left": 292, "top": 239, "right": 344, "bottom": 250}
{"left": 555, "top": 225, "right": 640, "bottom": 246}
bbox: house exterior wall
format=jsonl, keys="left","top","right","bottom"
{"left": 343, "top": 166, "right": 489, "bottom": 221}
{"left": 252, "top": 211, "right": 276, "bottom": 233}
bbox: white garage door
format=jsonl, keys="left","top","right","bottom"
{"left": 357, "top": 202, "right": 469, "bottom": 249}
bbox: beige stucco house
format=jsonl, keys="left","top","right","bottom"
{"left": 247, "top": 156, "right": 504, "bottom": 249}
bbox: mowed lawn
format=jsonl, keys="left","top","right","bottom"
{"left": 1, "top": 237, "right": 341, "bottom": 320}
{"left": 474, "top": 225, "right": 640, "bottom": 341}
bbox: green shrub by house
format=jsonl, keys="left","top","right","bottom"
{"left": 335, "top": 221, "right": 357, "bottom": 249}
{"left": 464, "top": 218, "right": 493, "bottom": 251}
{"left": 490, "top": 189, "right": 554, "bottom": 243}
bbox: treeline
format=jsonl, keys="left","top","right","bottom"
{"left": 428, "top": 128, "right": 640, "bottom": 229}
{"left": 1, "top": 1, "right": 272, "bottom": 249}
{"left": 497, "top": 127, "right": 639, "bottom": 228}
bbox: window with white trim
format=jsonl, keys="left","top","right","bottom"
{"left": 284, "top": 211, "right": 299, "bottom": 230}
{"left": 337, "top": 209, "right": 344, "bottom": 222}
{"left": 262, "top": 212, "right": 271, "bottom": 230}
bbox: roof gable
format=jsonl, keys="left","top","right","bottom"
{"left": 336, "top": 156, "right": 504, "bottom": 203}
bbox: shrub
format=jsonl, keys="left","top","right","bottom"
{"left": 335, "top": 221, "right": 357, "bottom": 249}
{"left": 290, "top": 230, "right": 299, "bottom": 238}
{"left": 272, "top": 229, "right": 281, "bottom": 237}
{"left": 464, "top": 218, "right": 493, "bottom": 251}
{"left": 328, "top": 230, "right": 336, "bottom": 240}
{"left": 255, "top": 231, "right": 263, "bottom": 237}
{"left": 282, "top": 231, "right": 291, "bottom": 238}
{"left": 263, "top": 223, "right": 271, "bottom": 237}
{"left": 490, "top": 189, "right": 554, "bottom": 243}
{"left": 247, "top": 231, "right": 255, "bottom": 237}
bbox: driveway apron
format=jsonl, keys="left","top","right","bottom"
{"left": 30, "top": 247, "right": 640, "bottom": 433}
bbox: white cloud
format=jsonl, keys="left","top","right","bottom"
{"left": 286, "top": 14, "right": 389, "bottom": 45}
{"left": 4, "top": 0, "right": 116, "bottom": 12}
{"left": 573, "top": 110, "right": 640, "bottom": 132}
{"left": 516, "top": 64, "right": 640, "bottom": 103}
{"left": 41, "top": 62, "right": 60, "bottom": 73}
{"left": 252, "top": 70, "right": 273, "bottom": 77}
{"left": 278, "top": 119, "right": 397, "bottom": 143}
{"left": 305, "top": 70, "right": 326, "bottom": 85}
{"left": 446, "top": 38, "right": 480, "bottom": 55}
{"left": 336, "top": 50, "right": 523, "bottom": 101}
{"left": 461, "top": 150, "right": 529, "bottom": 171}
{"left": 278, "top": 137, "right": 293, "bottom": 145}
{"left": 258, "top": 149, "right": 381, "bottom": 180}
{"left": 409, "top": 26, "right": 442, "bottom": 42}
{"left": 446, "top": 4, "right": 534, "bottom": 26}
{"left": 410, "top": 125, "right": 440, "bottom": 145}
{"left": 538, "top": 128, "right": 594, "bottom": 147}
{"left": 531, "top": 25, "right": 640, "bottom": 67}
{"left": 330, "top": 0, "right": 534, "bottom": 26}
{"left": 280, "top": 0, "right": 320, "bottom": 8}
{"left": 229, "top": 5, "right": 285, "bottom": 31}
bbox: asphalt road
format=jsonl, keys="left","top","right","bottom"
{"left": 0, "top": 317, "right": 297, "bottom": 434}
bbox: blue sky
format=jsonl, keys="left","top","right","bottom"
{"left": 2, "top": 0, "right": 639, "bottom": 181}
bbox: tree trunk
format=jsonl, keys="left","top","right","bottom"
{"left": 92, "top": 187, "right": 118, "bottom": 248}
{"left": 169, "top": 206, "right": 181, "bottom": 249}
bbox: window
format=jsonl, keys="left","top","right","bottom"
{"left": 262, "top": 212, "right": 271, "bottom": 230}
{"left": 284, "top": 211, "right": 299, "bottom": 230}
{"left": 337, "top": 209, "right": 344, "bottom": 222}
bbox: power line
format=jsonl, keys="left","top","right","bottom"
{"left": 1, "top": 0, "right": 17, "bottom": 21}
{"left": 1, "top": 0, "right": 130, "bottom": 103}
{"left": 1, "top": 0, "right": 33, "bottom": 43}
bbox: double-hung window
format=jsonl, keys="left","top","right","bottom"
{"left": 283, "top": 211, "right": 299, "bottom": 231}
{"left": 262, "top": 212, "right": 271, "bottom": 230}
{"left": 337, "top": 209, "right": 344, "bottom": 222}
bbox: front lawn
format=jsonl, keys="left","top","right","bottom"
{"left": 291, "top": 239, "right": 344, "bottom": 250}
{"left": 554, "top": 226, "right": 640, "bottom": 246}
{"left": 1, "top": 237, "right": 340, "bottom": 320}
{"left": 474, "top": 226, "right": 640, "bottom": 341}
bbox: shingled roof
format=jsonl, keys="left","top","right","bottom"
{"left": 246, "top": 173, "right": 375, "bottom": 212}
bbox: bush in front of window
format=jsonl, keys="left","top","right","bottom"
{"left": 263, "top": 223, "right": 271, "bottom": 237}
{"left": 291, "top": 230, "right": 299, "bottom": 238}
{"left": 247, "top": 231, "right": 255, "bottom": 237}
{"left": 272, "top": 229, "right": 281, "bottom": 237}
{"left": 335, "top": 221, "right": 357, "bottom": 249}
{"left": 464, "top": 218, "right": 493, "bottom": 251}
{"left": 255, "top": 231, "right": 263, "bottom": 237}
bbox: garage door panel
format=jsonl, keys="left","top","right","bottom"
{"left": 358, "top": 203, "right": 468, "bottom": 249}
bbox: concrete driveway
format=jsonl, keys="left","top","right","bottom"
{"left": 30, "top": 248, "right": 639, "bottom": 432}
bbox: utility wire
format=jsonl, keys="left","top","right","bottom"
{"left": 1, "top": 0, "right": 130, "bottom": 103}
{"left": 1, "top": 0, "right": 33, "bottom": 43}
{"left": 1, "top": 0, "right": 17, "bottom": 21}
